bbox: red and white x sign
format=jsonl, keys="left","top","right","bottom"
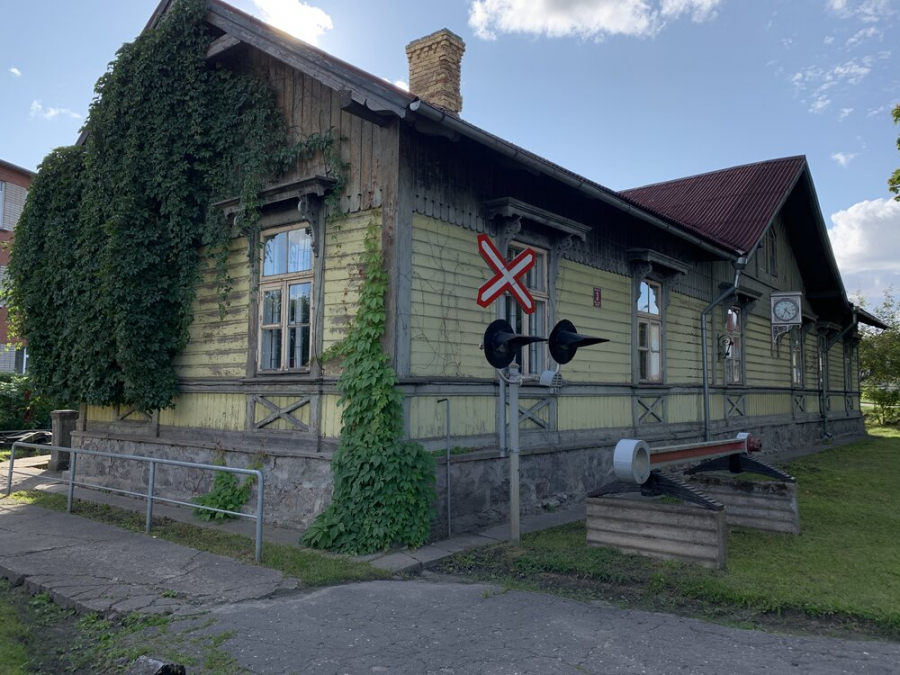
{"left": 476, "top": 234, "right": 537, "bottom": 314}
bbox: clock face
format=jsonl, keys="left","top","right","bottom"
{"left": 773, "top": 298, "right": 799, "bottom": 322}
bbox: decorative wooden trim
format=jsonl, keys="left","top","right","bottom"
{"left": 484, "top": 198, "right": 591, "bottom": 241}
{"left": 206, "top": 34, "right": 241, "bottom": 60}
{"left": 725, "top": 395, "right": 746, "bottom": 418}
{"left": 251, "top": 395, "right": 311, "bottom": 431}
{"left": 637, "top": 396, "right": 665, "bottom": 424}
{"left": 518, "top": 397, "right": 552, "bottom": 430}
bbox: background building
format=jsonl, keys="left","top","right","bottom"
{"left": 0, "top": 159, "right": 33, "bottom": 373}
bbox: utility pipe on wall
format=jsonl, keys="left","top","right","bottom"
{"left": 820, "top": 309, "right": 858, "bottom": 438}
{"left": 700, "top": 257, "right": 749, "bottom": 442}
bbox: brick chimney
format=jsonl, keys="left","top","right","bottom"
{"left": 406, "top": 29, "right": 465, "bottom": 115}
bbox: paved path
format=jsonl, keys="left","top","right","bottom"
{"left": 1, "top": 501, "right": 898, "bottom": 674}
{"left": 0, "top": 502, "right": 296, "bottom": 615}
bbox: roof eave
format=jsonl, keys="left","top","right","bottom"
{"left": 408, "top": 99, "right": 736, "bottom": 262}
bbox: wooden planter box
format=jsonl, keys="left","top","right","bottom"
{"left": 586, "top": 494, "right": 727, "bottom": 570}
{"left": 686, "top": 474, "right": 800, "bottom": 535}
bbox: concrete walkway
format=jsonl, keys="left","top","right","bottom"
{"left": 1, "top": 501, "right": 898, "bottom": 675}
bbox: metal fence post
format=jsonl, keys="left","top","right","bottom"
{"left": 255, "top": 470, "right": 264, "bottom": 563}
{"left": 508, "top": 363, "right": 521, "bottom": 543}
{"left": 145, "top": 461, "right": 156, "bottom": 534}
{"left": 6, "top": 444, "right": 16, "bottom": 497}
{"left": 66, "top": 451, "right": 77, "bottom": 514}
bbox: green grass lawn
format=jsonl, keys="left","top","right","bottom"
{"left": 441, "top": 427, "right": 900, "bottom": 638}
{"left": 0, "top": 589, "right": 31, "bottom": 675}
{"left": 6, "top": 491, "right": 388, "bottom": 587}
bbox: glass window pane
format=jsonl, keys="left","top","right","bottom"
{"left": 288, "top": 283, "right": 311, "bottom": 325}
{"left": 726, "top": 308, "right": 739, "bottom": 333}
{"left": 261, "top": 328, "right": 282, "bottom": 370}
{"left": 262, "top": 289, "right": 282, "bottom": 325}
{"left": 288, "top": 228, "right": 312, "bottom": 273}
{"left": 640, "top": 353, "right": 648, "bottom": 380}
{"left": 637, "top": 282, "right": 649, "bottom": 313}
{"left": 263, "top": 232, "right": 287, "bottom": 277}
{"left": 650, "top": 323, "right": 660, "bottom": 351}
{"left": 648, "top": 284, "right": 659, "bottom": 315}
{"left": 529, "top": 254, "right": 546, "bottom": 293}
{"left": 288, "top": 326, "right": 310, "bottom": 369}
{"left": 638, "top": 322, "right": 648, "bottom": 348}
{"left": 650, "top": 352, "right": 661, "bottom": 379}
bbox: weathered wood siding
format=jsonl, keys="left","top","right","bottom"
{"left": 556, "top": 261, "right": 630, "bottom": 383}
{"left": 409, "top": 214, "right": 493, "bottom": 378}
{"left": 243, "top": 49, "right": 390, "bottom": 215}
{"left": 322, "top": 211, "right": 378, "bottom": 353}
{"left": 173, "top": 237, "right": 250, "bottom": 380}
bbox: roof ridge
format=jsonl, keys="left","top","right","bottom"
{"left": 620, "top": 155, "right": 807, "bottom": 194}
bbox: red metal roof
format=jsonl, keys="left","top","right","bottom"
{"left": 619, "top": 156, "right": 807, "bottom": 254}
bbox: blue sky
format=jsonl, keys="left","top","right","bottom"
{"left": 2, "top": 0, "right": 899, "bottom": 304}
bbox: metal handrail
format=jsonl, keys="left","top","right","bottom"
{"left": 5, "top": 442, "right": 265, "bottom": 562}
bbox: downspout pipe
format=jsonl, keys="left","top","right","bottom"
{"left": 701, "top": 257, "right": 749, "bottom": 441}
{"left": 821, "top": 308, "right": 858, "bottom": 438}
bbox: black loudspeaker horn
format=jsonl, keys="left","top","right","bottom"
{"left": 482, "top": 319, "right": 547, "bottom": 369}
{"left": 548, "top": 320, "right": 609, "bottom": 365}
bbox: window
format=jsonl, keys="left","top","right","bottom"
{"left": 724, "top": 307, "right": 743, "bottom": 384}
{"left": 758, "top": 229, "right": 778, "bottom": 278}
{"left": 790, "top": 327, "right": 803, "bottom": 387}
{"left": 258, "top": 225, "right": 313, "bottom": 372}
{"left": 637, "top": 280, "right": 662, "bottom": 382}
{"left": 505, "top": 243, "right": 548, "bottom": 375}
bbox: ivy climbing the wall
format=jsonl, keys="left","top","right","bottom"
{"left": 7, "top": 0, "right": 342, "bottom": 411}
{"left": 303, "top": 223, "right": 436, "bottom": 554}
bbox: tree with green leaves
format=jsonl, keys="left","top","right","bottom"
{"left": 891, "top": 105, "right": 900, "bottom": 201}
{"left": 858, "top": 289, "right": 900, "bottom": 425}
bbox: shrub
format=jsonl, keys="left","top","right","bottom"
{"left": 0, "top": 373, "right": 56, "bottom": 430}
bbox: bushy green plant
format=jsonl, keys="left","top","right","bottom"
{"left": 0, "top": 374, "right": 55, "bottom": 431}
{"left": 6, "top": 0, "right": 343, "bottom": 412}
{"left": 192, "top": 457, "right": 258, "bottom": 521}
{"left": 303, "top": 223, "right": 436, "bottom": 554}
{"left": 863, "top": 387, "right": 900, "bottom": 426}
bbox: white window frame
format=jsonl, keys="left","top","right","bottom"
{"left": 791, "top": 327, "right": 804, "bottom": 387}
{"left": 724, "top": 306, "right": 743, "bottom": 385}
{"left": 505, "top": 242, "right": 549, "bottom": 375}
{"left": 258, "top": 224, "right": 315, "bottom": 373}
{"left": 637, "top": 280, "right": 663, "bottom": 383}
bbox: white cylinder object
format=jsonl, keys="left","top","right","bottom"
{"left": 614, "top": 439, "right": 651, "bottom": 484}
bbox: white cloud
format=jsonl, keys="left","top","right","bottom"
{"left": 824, "top": 35, "right": 835, "bottom": 43}
{"left": 393, "top": 79, "right": 409, "bottom": 91}
{"left": 846, "top": 25, "right": 881, "bottom": 47}
{"left": 247, "top": 0, "right": 333, "bottom": 45}
{"left": 826, "top": 0, "right": 894, "bottom": 22}
{"left": 866, "top": 104, "right": 889, "bottom": 117}
{"left": 8, "top": 67, "right": 21, "bottom": 77}
{"left": 29, "top": 100, "right": 83, "bottom": 121}
{"left": 839, "top": 107, "right": 855, "bottom": 119}
{"left": 830, "top": 198, "right": 900, "bottom": 306}
{"left": 831, "top": 151, "right": 858, "bottom": 165}
{"left": 467, "top": 0, "right": 723, "bottom": 41}
{"left": 810, "top": 95, "right": 832, "bottom": 113}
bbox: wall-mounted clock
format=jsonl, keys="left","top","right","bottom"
{"left": 770, "top": 292, "right": 803, "bottom": 348}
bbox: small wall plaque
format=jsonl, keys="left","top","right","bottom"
{"left": 593, "top": 288, "right": 602, "bottom": 308}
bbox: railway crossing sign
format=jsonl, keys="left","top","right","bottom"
{"left": 476, "top": 234, "right": 537, "bottom": 314}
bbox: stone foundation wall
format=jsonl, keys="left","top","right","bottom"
{"left": 71, "top": 433, "right": 333, "bottom": 530}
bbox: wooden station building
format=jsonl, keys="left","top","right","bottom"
{"left": 73, "top": 0, "right": 885, "bottom": 532}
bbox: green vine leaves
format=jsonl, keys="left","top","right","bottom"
{"left": 7, "top": 0, "right": 344, "bottom": 412}
{"left": 303, "top": 223, "right": 436, "bottom": 554}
